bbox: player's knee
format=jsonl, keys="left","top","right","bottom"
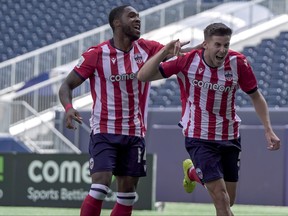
{"left": 89, "top": 184, "right": 110, "bottom": 200}
{"left": 211, "top": 190, "right": 231, "bottom": 207}
{"left": 116, "top": 192, "right": 137, "bottom": 206}
{"left": 229, "top": 194, "right": 236, "bottom": 207}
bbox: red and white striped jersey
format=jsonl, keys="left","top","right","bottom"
{"left": 74, "top": 38, "right": 163, "bottom": 137}
{"left": 160, "top": 49, "right": 257, "bottom": 140}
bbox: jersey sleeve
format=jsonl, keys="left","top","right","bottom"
{"left": 139, "top": 38, "right": 164, "bottom": 55}
{"left": 149, "top": 40, "right": 164, "bottom": 54}
{"left": 160, "top": 52, "right": 192, "bottom": 78}
{"left": 73, "top": 47, "right": 98, "bottom": 80}
{"left": 237, "top": 55, "right": 258, "bottom": 94}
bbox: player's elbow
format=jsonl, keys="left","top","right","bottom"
{"left": 137, "top": 71, "right": 149, "bottom": 82}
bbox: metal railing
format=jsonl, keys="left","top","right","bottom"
{"left": 0, "top": 73, "right": 91, "bottom": 126}
{"left": 142, "top": 0, "right": 287, "bottom": 46}
{"left": 0, "top": 100, "right": 81, "bottom": 153}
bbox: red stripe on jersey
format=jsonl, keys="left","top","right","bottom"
{"left": 184, "top": 73, "right": 192, "bottom": 137}
{"left": 109, "top": 46, "right": 123, "bottom": 134}
{"left": 137, "top": 81, "right": 143, "bottom": 135}
{"left": 233, "top": 57, "right": 243, "bottom": 139}
{"left": 232, "top": 87, "right": 238, "bottom": 139}
{"left": 90, "top": 74, "right": 97, "bottom": 111}
{"left": 186, "top": 100, "right": 193, "bottom": 137}
{"left": 97, "top": 48, "right": 108, "bottom": 133}
{"left": 193, "top": 60, "right": 206, "bottom": 138}
{"left": 138, "top": 81, "right": 150, "bottom": 134}
{"left": 177, "top": 76, "right": 188, "bottom": 136}
{"left": 134, "top": 43, "right": 148, "bottom": 136}
{"left": 207, "top": 68, "right": 217, "bottom": 140}
{"left": 220, "top": 62, "right": 232, "bottom": 140}
{"left": 124, "top": 52, "right": 136, "bottom": 135}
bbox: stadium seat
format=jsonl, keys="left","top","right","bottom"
{"left": 240, "top": 31, "right": 288, "bottom": 107}
{"left": 0, "top": 0, "right": 171, "bottom": 62}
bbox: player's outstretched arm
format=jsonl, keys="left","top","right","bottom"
{"left": 180, "top": 41, "right": 203, "bottom": 53}
{"left": 248, "top": 90, "right": 281, "bottom": 150}
{"left": 137, "top": 39, "right": 181, "bottom": 82}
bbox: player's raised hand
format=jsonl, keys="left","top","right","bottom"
{"left": 163, "top": 39, "right": 183, "bottom": 57}
{"left": 65, "top": 108, "right": 83, "bottom": 130}
{"left": 173, "top": 40, "right": 182, "bottom": 56}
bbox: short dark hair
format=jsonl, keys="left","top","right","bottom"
{"left": 108, "top": 5, "right": 130, "bottom": 30}
{"left": 204, "top": 23, "right": 232, "bottom": 40}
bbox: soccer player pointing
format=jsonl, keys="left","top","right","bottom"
{"left": 137, "top": 23, "right": 281, "bottom": 216}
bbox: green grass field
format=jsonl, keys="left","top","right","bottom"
{"left": 1, "top": 202, "right": 288, "bottom": 216}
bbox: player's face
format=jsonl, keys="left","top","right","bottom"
{"left": 120, "top": 6, "right": 141, "bottom": 41}
{"left": 203, "top": 35, "right": 231, "bottom": 68}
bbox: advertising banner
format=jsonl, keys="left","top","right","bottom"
{"left": 0, "top": 154, "right": 15, "bottom": 204}
{"left": 0, "top": 153, "right": 156, "bottom": 210}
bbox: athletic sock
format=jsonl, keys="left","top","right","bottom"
{"left": 80, "top": 194, "right": 103, "bottom": 216}
{"left": 80, "top": 184, "right": 109, "bottom": 216}
{"left": 188, "top": 166, "right": 202, "bottom": 185}
{"left": 110, "top": 202, "right": 133, "bottom": 216}
{"left": 110, "top": 192, "right": 136, "bottom": 216}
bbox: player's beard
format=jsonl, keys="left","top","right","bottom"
{"left": 123, "top": 25, "right": 140, "bottom": 41}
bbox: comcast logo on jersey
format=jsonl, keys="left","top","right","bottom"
{"left": 0, "top": 156, "right": 4, "bottom": 182}
{"left": 191, "top": 78, "right": 231, "bottom": 92}
{"left": 109, "top": 73, "right": 136, "bottom": 82}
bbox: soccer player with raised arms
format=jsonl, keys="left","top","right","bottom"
{"left": 137, "top": 22, "right": 281, "bottom": 216}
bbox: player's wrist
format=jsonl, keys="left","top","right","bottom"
{"left": 65, "top": 103, "right": 73, "bottom": 112}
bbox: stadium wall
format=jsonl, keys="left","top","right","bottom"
{"left": 56, "top": 108, "right": 288, "bottom": 206}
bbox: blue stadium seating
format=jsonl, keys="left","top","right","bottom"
{"left": 0, "top": 0, "right": 170, "bottom": 62}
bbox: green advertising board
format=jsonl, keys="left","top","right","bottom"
{"left": 0, "top": 153, "right": 156, "bottom": 210}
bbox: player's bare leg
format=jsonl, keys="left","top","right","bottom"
{"left": 225, "top": 181, "right": 237, "bottom": 206}
{"left": 110, "top": 176, "right": 138, "bottom": 216}
{"left": 205, "top": 179, "right": 234, "bottom": 216}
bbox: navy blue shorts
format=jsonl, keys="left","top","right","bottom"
{"left": 185, "top": 137, "right": 241, "bottom": 183}
{"left": 88, "top": 133, "right": 146, "bottom": 177}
